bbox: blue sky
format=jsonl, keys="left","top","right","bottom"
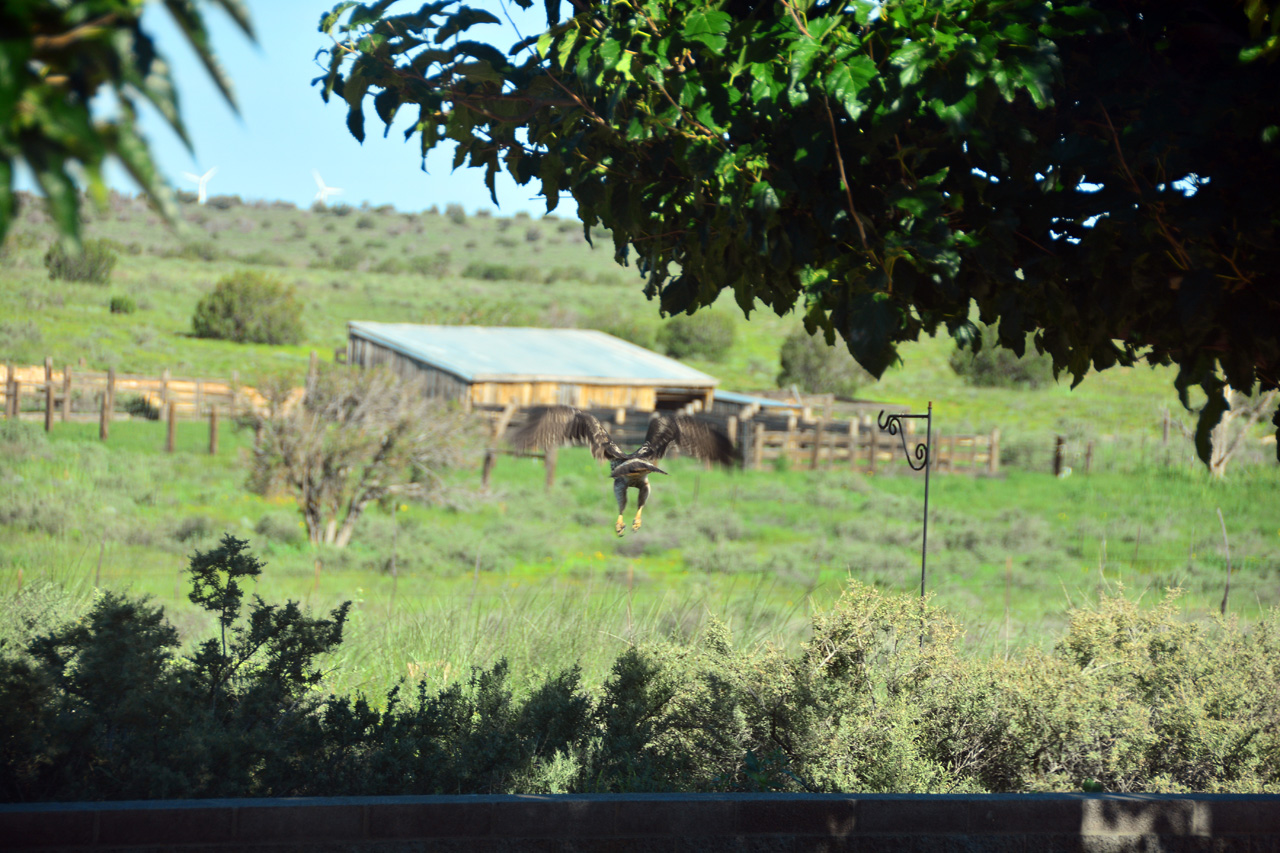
{"left": 93, "top": 0, "right": 571, "bottom": 218}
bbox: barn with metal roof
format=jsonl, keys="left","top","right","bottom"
{"left": 346, "top": 322, "right": 719, "bottom": 411}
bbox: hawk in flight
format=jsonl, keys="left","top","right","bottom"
{"left": 511, "top": 406, "right": 737, "bottom": 535}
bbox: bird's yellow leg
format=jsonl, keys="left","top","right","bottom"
{"left": 615, "top": 515, "right": 626, "bottom": 536}
{"left": 632, "top": 506, "right": 643, "bottom": 531}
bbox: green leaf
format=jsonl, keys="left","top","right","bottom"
{"left": 790, "top": 36, "right": 824, "bottom": 88}
{"left": 599, "top": 38, "right": 623, "bottom": 71}
{"left": 890, "top": 41, "right": 927, "bottom": 88}
{"left": 343, "top": 76, "right": 370, "bottom": 142}
{"left": 1195, "top": 376, "right": 1229, "bottom": 465}
{"left": 374, "top": 88, "right": 400, "bottom": 133}
{"left": 434, "top": 7, "right": 501, "bottom": 43}
{"left": 536, "top": 30, "right": 554, "bottom": 58}
{"left": 824, "top": 55, "right": 876, "bottom": 120}
{"left": 839, "top": 289, "right": 900, "bottom": 378}
{"left": 161, "top": 0, "right": 245, "bottom": 112}
{"left": 682, "top": 10, "right": 732, "bottom": 52}
{"left": 320, "top": 2, "right": 359, "bottom": 33}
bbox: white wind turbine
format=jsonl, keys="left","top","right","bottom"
{"left": 181, "top": 166, "right": 218, "bottom": 204}
{"left": 313, "top": 170, "right": 343, "bottom": 206}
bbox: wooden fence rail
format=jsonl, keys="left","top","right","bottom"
{"left": 0, "top": 362, "right": 280, "bottom": 426}
{"left": 479, "top": 405, "right": 1001, "bottom": 477}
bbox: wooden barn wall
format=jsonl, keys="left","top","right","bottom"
{"left": 350, "top": 333, "right": 676, "bottom": 412}
{"left": 349, "top": 337, "right": 469, "bottom": 402}
{"left": 468, "top": 383, "right": 658, "bottom": 410}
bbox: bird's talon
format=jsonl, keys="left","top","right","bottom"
{"left": 615, "top": 517, "right": 626, "bottom": 536}
{"left": 632, "top": 519, "right": 642, "bottom": 531}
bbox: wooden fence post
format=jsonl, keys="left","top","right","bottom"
{"left": 989, "top": 428, "right": 1000, "bottom": 475}
{"left": 9, "top": 380, "right": 18, "bottom": 419}
{"left": 166, "top": 401, "right": 176, "bottom": 452}
{"left": 785, "top": 415, "right": 797, "bottom": 468}
{"left": 44, "top": 378, "right": 54, "bottom": 432}
{"left": 544, "top": 444, "right": 557, "bottom": 490}
{"left": 4, "top": 363, "right": 12, "bottom": 419}
{"left": 209, "top": 407, "right": 219, "bottom": 455}
{"left": 1053, "top": 435, "right": 1065, "bottom": 477}
{"left": 307, "top": 350, "right": 319, "bottom": 398}
{"left": 848, "top": 420, "right": 858, "bottom": 470}
{"left": 61, "top": 366, "right": 71, "bottom": 421}
{"left": 99, "top": 387, "right": 110, "bottom": 441}
{"left": 810, "top": 420, "right": 825, "bottom": 470}
{"left": 195, "top": 379, "right": 204, "bottom": 415}
{"left": 230, "top": 370, "right": 240, "bottom": 412}
{"left": 481, "top": 449, "right": 496, "bottom": 490}
{"left": 44, "top": 356, "right": 52, "bottom": 384}
{"left": 752, "top": 422, "right": 765, "bottom": 470}
{"left": 106, "top": 367, "right": 116, "bottom": 418}
{"left": 1085, "top": 440, "right": 1094, "bottom": 475}
{"left": 161, "top": 367, "right": 170, "bottom": 406}
{"left": 867, "top": 418, "right": 877, "bottom": 474}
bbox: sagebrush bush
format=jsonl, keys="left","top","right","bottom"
{"left": 950, "top": 324, "right": 1055, "bottom": 389}
{"left": 776, "top": 328, "right": 873, "bottom": 397}
{"left": 43, "top": 238, "right": 117, "bottom": 283}
{"left": 657, "top": 312, "right": 736, "bottom": 361}
{"left": 191, "top": 270, "right": 304, "bottom": 345}
{"left": 108, "top": 295, "right": 136, "bottom": 315}
{"left": 4, "top": 553, "right": 1278, "bottom": 801}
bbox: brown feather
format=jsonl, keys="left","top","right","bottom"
{"left": 640, "top": 415, "right": 736, "bottom": 465}
{"left": 509, "top": 406, "right": 626, "bottom": 461}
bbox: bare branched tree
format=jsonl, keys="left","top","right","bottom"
{"left": 248, "top": 366, "right": 479, "bottom": 547}
{"left": 1208, "top": 386, "right": 1280, "bottom": 478}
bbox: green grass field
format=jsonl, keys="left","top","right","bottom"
{"left": 1, "top": 194, "right": 1277, "bottom": 698}
{"left": 2, "top": 414, "right": 1275, "bottom": 698}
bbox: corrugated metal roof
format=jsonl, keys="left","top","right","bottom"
{"left": 714, "top": 390, "right": 800, "bottom": 408}
{"left": 348, "top": 322, "right": 719, "bottom": 387}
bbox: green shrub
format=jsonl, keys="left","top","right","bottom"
{"left": 408, "top": 252, "right": 450, "bottom": 277}
{"left": 3, "top": 545, "right": 1278, "bottom": 801}
{"left": 165, "top": 240, "right": 222, "bottom": 262}
{"left": 776, "top": 328, "right": 873, "bottom": 397}
{"left": 461, "top": 261, "right": 542, "bottom": 283}
{"left": 657, "top": 312, "right": 736, "bottom": 361}
{"left": 950, "top": 324, "right": 1055, "bottom": 389}
{"left": 329, "top": 247, "right": 362, "bottom": 271}
{"left": 373, "top": 257, "right": 405, "bottom": 275}
{"left": 446, "top": 203, "right": 467, "bottom": 226}
{"left": 43, "top": 238, "right": 117, "bottom": 283}
{"left": 122, "top": 395, "right": 160, "bottom": 420}
{"left": 108, "top": 295, "right": 136, "bottom": 315}
{"left": 191, "top": 270, "right": 304, "bottom": 345}
{"left": 238, "top": 249, "right": 288, "bottom": 267}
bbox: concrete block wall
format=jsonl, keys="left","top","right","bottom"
{"left": 2, "top": 793, "right": 1278, "bottom": 852}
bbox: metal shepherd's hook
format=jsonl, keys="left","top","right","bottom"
{"left": 877, "top": 402, "right": 933, "bottom": 598}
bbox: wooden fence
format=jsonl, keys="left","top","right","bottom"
{"left": 0, "top": 359, "right": 284, "bottom": 452}
{"left": 478, "top": 404, "right": 1000, "bottom": 481}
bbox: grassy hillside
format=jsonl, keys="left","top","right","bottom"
{"left": 0, "top": 190, "right": 1248, "bottom": 447}
{"left": 1, "top": 192, "right": 1276, "bottom": 697}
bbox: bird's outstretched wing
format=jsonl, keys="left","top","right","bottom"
{"left": 509, "top": 406, "right": 626, "bottom": 461}
{"left": 638, "top": 415, "right": 736, "bottom": 465}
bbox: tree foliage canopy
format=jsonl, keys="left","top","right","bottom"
{"left": 0, "top": 0, "right": 254, "bottom": 245}
{"left": 318, "top": 0, "right": 1280, "bottom": 459}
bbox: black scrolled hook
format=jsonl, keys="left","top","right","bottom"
{"left": 878, "top": 410, "right": 929, "bottom": 471}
